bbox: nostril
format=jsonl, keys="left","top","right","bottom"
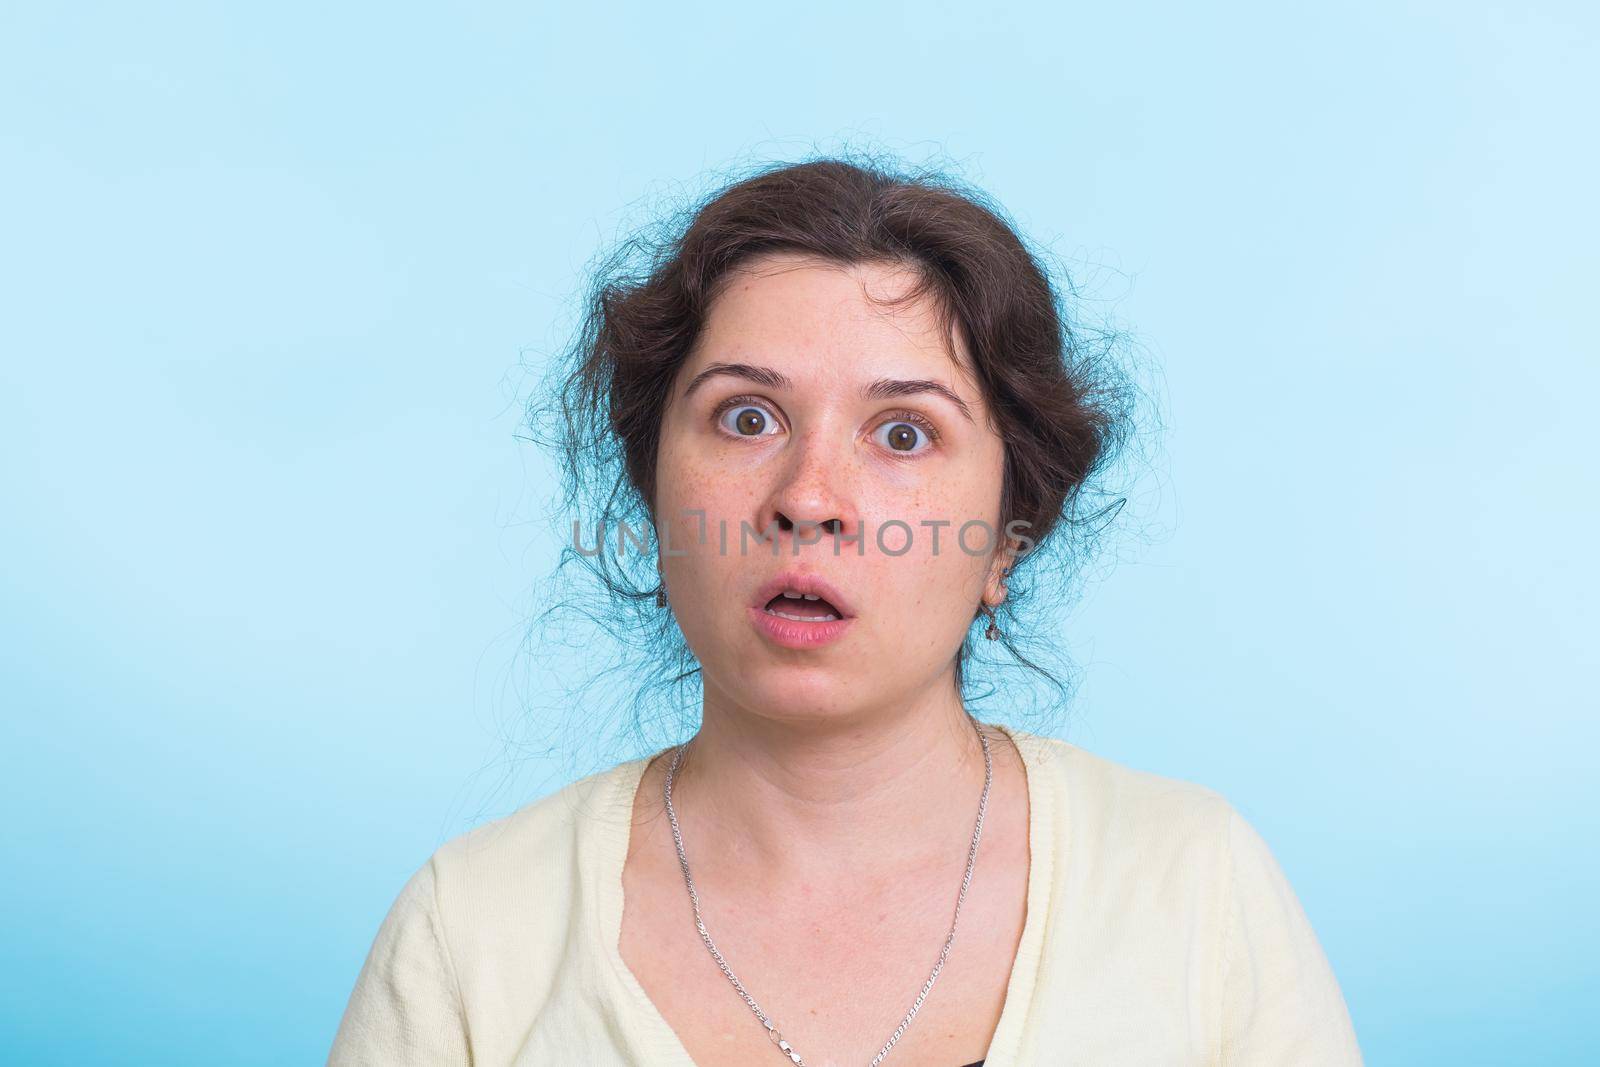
{"left": 775, "top": 515, "right": 843, "bottom": 535}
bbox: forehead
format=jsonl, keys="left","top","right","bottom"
{"left": 689, "top": 252, "right": 975, "bottom": 381}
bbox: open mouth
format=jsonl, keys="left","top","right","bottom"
{"left": 750, "top": 576, "right": 855, "bottom": 650}
{"left": 762, "top": 591, "right": 844, "bottom": 623}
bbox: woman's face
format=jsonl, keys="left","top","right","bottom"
{"left": 653, "top": 251, "right": 1012, "bottom": 723}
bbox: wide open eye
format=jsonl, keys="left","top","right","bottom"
{"left": 716, "top": 400, "right": 783, "bottom": 438}
{"left": 871, "top": 415, "right": 938, "bottom": 456}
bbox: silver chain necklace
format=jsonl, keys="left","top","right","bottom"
{"left": 662, "top": 722, "right": 993, "bottom": 1066}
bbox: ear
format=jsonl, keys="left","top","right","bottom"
{"left": 982, "top": 537, "right": 1021, "bottom": 608}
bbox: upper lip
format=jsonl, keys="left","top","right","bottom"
{"left": 752, "top": 570, "right": 857, "bottom": 619}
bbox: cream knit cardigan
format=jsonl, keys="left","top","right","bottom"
{"left": 329, "top": 723, "right": 1364, "bottom": 1065}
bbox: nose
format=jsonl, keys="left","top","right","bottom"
{"left": 755, "top": 428, "right": 860, "bottom": 551}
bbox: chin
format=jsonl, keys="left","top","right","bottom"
{"left": 725, "top": 668, "right": 863, "bottom": 724}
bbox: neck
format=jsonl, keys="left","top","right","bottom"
{"left": 664, "top": 683, "right": 993, "bottom": 893}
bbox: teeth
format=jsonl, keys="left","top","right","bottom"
{"left": 780, "top": 591, "right": 822, "bottom": 601}
{"left": 766, "top": 608, "right": 840, "bottom": 623}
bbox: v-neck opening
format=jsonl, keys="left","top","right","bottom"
{"left": 591, "top": 721, "right": 1059, "bottom": 1067}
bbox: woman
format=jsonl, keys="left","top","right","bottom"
{"left": 328, "top": 158, "right": 1363, "bottom": 1065}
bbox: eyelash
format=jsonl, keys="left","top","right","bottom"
{"left": 710, "top": 394, "right": 944, "bottom": 453}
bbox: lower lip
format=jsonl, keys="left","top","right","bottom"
{"left": 749, "top": 604, "right": 855, "bottom": 650}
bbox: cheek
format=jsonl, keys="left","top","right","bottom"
{"left": 653, "top": 446, "right": 761, "bottom": 609}
{"left": 870, "top": 532, "right": 990, "bottom": 616}
{"left": 853, "top": 555, "right": 984, "bottom": 669}
{"left": 656, "top": 432, "right": 709, "bottom": 523}
{"left": 656, "top": 452, "right": 755, "bottom": 548}
{"left": 855, "top": 476, "right": 998, "bottom": 625}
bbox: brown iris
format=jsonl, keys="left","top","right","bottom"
{"left": 886, "top": 423, "right": 918, "bottom": 451}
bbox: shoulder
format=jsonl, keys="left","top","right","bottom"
{"left": 995, "top": 733, "right": 1363, "bottom": 1059}
{"left": 330, "top": 757, "right": 655, "bottom": 1063}
{"left": 433, "top": 756, "right": 640, "bottom": 873}
{"left": 1002, "top": 725, "right": 1242, "bottom": 910}
{"left": 1007, "top": 725, "right": 1235, "bottom": 841}
{"left": 419, "top": 754, "right": 650, "bottom": 956}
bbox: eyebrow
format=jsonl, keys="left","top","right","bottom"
{"left": 679, "top": 361, "right": 974, "bottom": 423}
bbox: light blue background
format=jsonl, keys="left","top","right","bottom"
{"left": 3, "top": 2, "right": 1595, "bottom": 1063}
